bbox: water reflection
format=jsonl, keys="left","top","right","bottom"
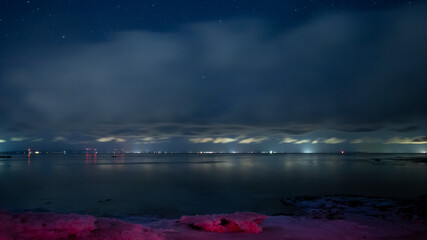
{"left": 0, "top": 153, "right": 426, "bottom": 218}
{"left": 85, "top": 153, "right": 97, "bottom": 165}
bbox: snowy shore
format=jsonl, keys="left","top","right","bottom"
{"left": 1, "top": 196, "right": 426, "bottom": 239}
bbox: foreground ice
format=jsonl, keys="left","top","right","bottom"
{"left": 1, "top": 196, "right": 426, "bottom": 239}
{"left": 0, "top": 210, "right": 164, "bottom": 240}
{"left": 180, "top": 212, "right": 267, "bottom": 233}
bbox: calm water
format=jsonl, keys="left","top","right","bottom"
{"left": 0, "top": 153, "right": 426, "bottom": 218}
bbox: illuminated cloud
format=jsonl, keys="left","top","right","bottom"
{"left": 280, "top": 137, "right": 347, "bottom": 144}
{"left": 141, "top": 137, "right": 154, "bottom": 142}
{"left": 280, "top": 137, "right": 311, "bottom": 144}
{"left": 213, "top": 137, "right": 238, "bottom": 144}
{"left": 350, "top": 138, "right": 381, "bottom": 144}
{"left": 137, "top": 137, "right": 156, "bottom": 144}
{"left": 135, "top": 136, "right": 170, "bottom": 144}
{"left": 189, "top": 137, "right": 214, "bottom": 143}
{"left": 0, "top": 139, "right": 6, "bottom": 143}
{"left": 238, "top": 137, "right": 268, "bottom": 144}
{"left": 96, "top": 137, "right": 126, "bottom": 143}
{"left": 385, "top": 136, "right": 427, "bottom": 144}
{"left": 280, "top": 137, "right": 298, "bottom": 144}
{"left": 295, "top": 139, "right": 311, "bottom": 144}
{"left": 311, "top": 138, "right": 346, "bottom": 144}
{"left": 323, "top": 138, "right": 346, "bottom": 144}
{"left": 189, "top": 137, "right": 239, "bottom": 144}
{"left": 53, "top": 136, "right": 67, "bottom": 142}
{"left": 11, "top": 137, "right": 27, "bottom": 142}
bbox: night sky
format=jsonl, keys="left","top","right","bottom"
{"left": 1, "top": 0, "right": 427, "bottom": 153}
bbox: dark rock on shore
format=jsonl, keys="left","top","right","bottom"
{"left": 280, "top": 195, "right": 427, "bottom": 222}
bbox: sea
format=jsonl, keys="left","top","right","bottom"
{"left": 0, "top": 153, "right": 426, "bottom": 218}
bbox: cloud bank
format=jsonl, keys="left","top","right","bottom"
{"left": 1, "top": 4, "right": 427, "bottom": 148}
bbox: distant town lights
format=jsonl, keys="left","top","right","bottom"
{"left": 302, "top": 149, "right": 312, "bottom": 154}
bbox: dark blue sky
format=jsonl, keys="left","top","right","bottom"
{"left": 1, "top": 0, "right": 426, "bottom": 152}
{"left": 0, "top": 0, "right": 416, "bottom": 53}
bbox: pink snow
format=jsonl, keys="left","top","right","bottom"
{"left": 179, "top": 212, "right": 267, "bottom": 233}
{"left": 1, "top": 210, "right": 426, "bottom": 239}
{"left": 0, "top": 210, "right": 164, "bottom": 240}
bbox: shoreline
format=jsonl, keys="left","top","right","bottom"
{"left": 1, "top": 195, "right": 426, "bottom": 239}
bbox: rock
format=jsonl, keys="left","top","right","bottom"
{"left": 180, "top": 212, "right": 267, "bottom": 234}
{"left": 280, "top": 198, "right": 296, "bottom": 206}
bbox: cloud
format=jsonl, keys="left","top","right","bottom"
{"left": 270, "top": 125, "right": 316, "bottom": 135}
{"left": 11, "top": 137, "right": 27, "bottom": 142}
{"left": 385, "top": 136, "right": 427, "bottom": 144}
{"left": 0, "top": 139, "right": 6, "bottom": 143}
{"left": 280, "top": 137, "right": 298, "bottom": 144}
{"left": 53, "top": 136, "right": 67, "bottom": 142}
{"left": 189, "top": 137, "right": 214, "bottom": 143}
{"left": 31, "top": 138, "right": 44, "bottom": 142}
{"left": 282, "top": 137, "right": 346, "bottom": 145}
{"left": 322, "top": 138, "right": 347, "bottom": 144}
{"left": 350, "top": 138, "right": 381, "bottom": 144}
{"left": 390, "top": 126, "right": 421, "bottom": 133}
{"left": 134, "top": 136, "right": 170, "bottom": 144}
{"left": 311, "top": 138, "right": 346, "bottom": 144}
{"left": 213, "top": 137, "right": 239, "bottom": 144}
{"left": 238, "top": 137, "right": 268, "bottom": 144}
{"left": 141, "top": 137, "right": 154, "bottom": 142}
{"left": 96, "top": 137, "right": 126, "bottom": 143}
{"left": 1, "top": 3, "right": 427, "bottom": 149}
{"left": 295, "top": 139, "right": 311, "bottom": 144}
{"left": 280, "top": 137, "right": 311, "bottom": 144}
{"left": 189, "top": 137, "right": 240, "bottom": 144}
{"left": 413, "top": 136, "right": 427, "bottom": 143}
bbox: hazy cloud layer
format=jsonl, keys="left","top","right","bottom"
{"left": 189, "top": 137, "right": 241, "bottom": 144}
{"left": 238, "top": 137, "right": 268, "bottom": 144}
{"left": 1, "top": 3, "right": 427, "bottom": 149}
{"left": 350, "top": 138, "right": 382, "bottom": 144}
{"left": 96, "top": 137, "right": 126, "bottom": 143}
{"left": 281, "top": 137, "right": 347, "bottom": 145}
{"left": 385, "top": 136, "right": 427, "bottom": 144}
{"left": 10, "top": 137, "right": 27, "bottom": 142}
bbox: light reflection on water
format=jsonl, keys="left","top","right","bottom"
{"left": 0, "top": 153, "right": 426, "bottom": 218}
